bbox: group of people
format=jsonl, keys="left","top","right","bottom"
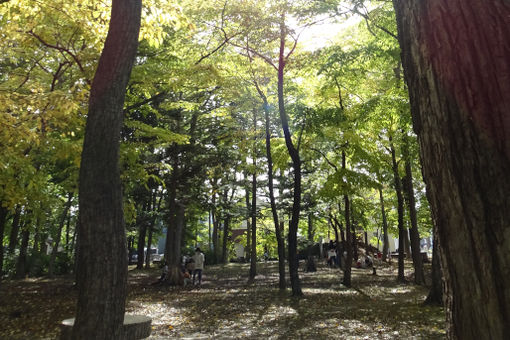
{"left": 155, "top": 247, "right": 205, "bottom": 287}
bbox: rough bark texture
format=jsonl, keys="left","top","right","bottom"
{"left": 393, "top": 1, "right": 510, "bottom": 338}
{"left": 73, "top": 0, "right": 141, "bottom": 338}
{"left": 390, "top": 137, "right": 406, "bottom": 282}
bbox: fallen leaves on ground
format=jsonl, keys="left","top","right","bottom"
{"left": 0, "top": 261, "right": 446, "bottom": 339}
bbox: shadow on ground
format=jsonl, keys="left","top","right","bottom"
{"left": 0, "top": 260, "right": 445, "bottom": 339}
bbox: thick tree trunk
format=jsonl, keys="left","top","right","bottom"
{"left": 390, "top": 136, "right": 406, "bottom": 282}
{"left": 8, "top": 206, "right": 22, "bottom": 255}
{"left": 164, "top": 202, "right": 185, "bottom": 285}
{"left": 73, "top": 1, "right": 141, "bottom": 338}
{"left": 402, "top": 135, "right": 425, "bottom": 285}
{"left": 393, "top": 1, "right": 510, "bottom": 338}
{"left": 278, "top": 15, "right": 302, "bottom": 296}
{"left": 378, "top": 188, "right": 389, "bottom": 261}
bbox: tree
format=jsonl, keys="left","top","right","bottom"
{"left": 393, "top": 1, "right": 510, "bottom": 338}
{"left": 72, "top": 0, "right": 141, "bottom": 338}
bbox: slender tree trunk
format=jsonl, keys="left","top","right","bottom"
{"left": 306, "top": 213, "right": 316, "bottom": 272}
{"left": 402, "top": 134, "right": 425, "bottom": 284}
{"left": 379, "top": 188, "right": 390, "bottom": 261}
{"left": 256, "top": 79, "right": 285, "bottom": 288}
{"left": 393, "top": 1, "right": 510, "bottom": 337}
{"left": 49, "top": 193, "right": 73, "bottom": 277}
{"left": 0, "top": 205, "right": 8, "bottom": 278}
{"left": 136, "top": 209, "right": 147, "bottom": 270}
{"left": 390, "top": 136, "right": 406, "bottom": 282}
{"left": 221, "top": 216, "right": 230, "bottom": 264}
{"left": 14, "top": 229, "right": 30, "bottom": 279}
{"left": 351, "top": 214, "right": 358, "bottom": 261}
{"left": 342, "top": 151, "right": 353, "bottom": 287}
{"left": 425, "top": 226, "right": 443, "bottom": 305}
{"left": 404, "top": 226, "right": 412, "bottom": 259}
{"left": 278, "top": 14, "right": 302, "bottom": 296}
{"left": 249, "top": 136, "right": 257, "bottom": 280}
{"left": 245, "top": 187, "right": 251, "bottom": 262}
{"left": 145, "top": 225, "right": 153, "bottom": 269}
{"left": 73, "top": 1, "right": 141, "bottom": 338}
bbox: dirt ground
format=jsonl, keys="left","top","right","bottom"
{"left": 0, "top": 260, "right": 446, "bottom": 339}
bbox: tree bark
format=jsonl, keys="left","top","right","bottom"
{"left": 249, "top": 135, "right": 257, "bottom": 280}
{"left": 278, "top": 14, "right": 302, "bottom": 297}
{"left": 14, "top": 229, "right": 30, "bottom": 279}
{"left": 389, "top": 136, "right": 406, "bottom": 282}
{"left": 48, "top": 193, "right": 73, "bottom": 277}
{"left": 393, "top": 1, "right": 510, "bottom": 338}
{"left": 0, "top": 205, "right": 8, "bottom": 278}
{"left": 378, "top": 187, "right": 389, "bottom": 261}
{"left": 402, "top": 134, "right": 425, "bottom": 285}
{"left": 425, "top": 227, "right": 443, "bottom": 306}
{"left": 342, "top": 151, "right": 353, "bottom": 287}
{"left": 73, "top": 0, "right": 141, "bottom": 338}
{"left": 8, "top": 206, "right": 22, "bottom": 255}
{"left": 256, "top": 76, "right": 285, "bottom": 289}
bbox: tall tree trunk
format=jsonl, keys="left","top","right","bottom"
{"left": 402, "top": 134, "right": 425, "bottom": 285}
{"left": 403, "top": 226, "right": 412, "bottom": 259}
{"left": 389, "top": 136, "right": 406, "bottom": 282}
{"left": 393, "top": 1, "right": 510, "bottom": 337}
{"left": 164, "top": 202, "right": 185, "bottom": 285}
{"left": 305, "top": 213, "right": 316, "bottom": 272}
{"left": 136, "top": 205, "right": 148, "bottom": 270}
{"left": 351, "top": 213, "right": 358, "bottom": 261}
{"left": 14, "top": 229, "right": 30, "bottom": 279}
{"left": 211, "top": 187, "right": 219, "bottom": 264}
{"left": 277, "top": 221, "right": 286, "bottom": 289}
{"left": 342, "top": 151, "right": 353, "bottom": 287}
{"left": 425, "top": 226, "right": 443, "bottom": 306}
{"left": 49, "top": 193, "right": 73, "bottom": 277}
{"left": 0, "top": 205, "right": 8, "bottom": 278}
{"left": 73, "top": 0, "right": 141, "bottom": 338}
{"left": 256, "top": 78, "right": 285, "bottom": 288}
{"left": 249, "top": 139, "right": 257, "bottom": 280}
{"left": 278, "top": 14, "right": 302, "bottom": 297}
{"left": 379, "top": 187, "right": 389, "bottom": 261}
{"left": 8, "top": 206, "right": 22, "bottom": 255}
{"left": 221, "top": 216, "right": 230, "bottom": 264}
{"left": 245, "top": 183, "right": 251, "bottom": 262}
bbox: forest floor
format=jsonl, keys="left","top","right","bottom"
{"left": 0, "top": 259, "right": 446, "bottom": 339}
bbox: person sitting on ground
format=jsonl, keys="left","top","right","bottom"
{"left": 192, "top": 247, "right": 205, "bottom": 286}
{"left": 185, "top": 256, "right": 195, "bottom": 276}
{"left": 151, "top": 261, "right": 168, "bottom": 285}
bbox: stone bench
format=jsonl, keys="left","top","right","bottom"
{"left": 59, "top": 314, "right": 151, "bottom": 340}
